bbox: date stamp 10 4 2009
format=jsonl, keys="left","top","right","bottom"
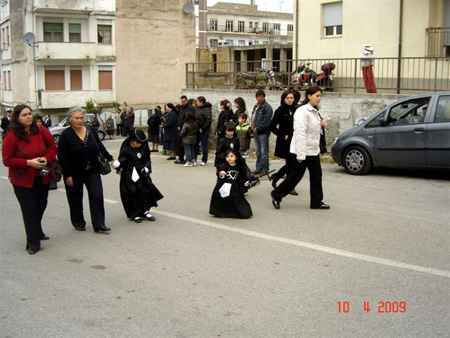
{"left": 338, "top": 301, "right": 407, "bottom": 314}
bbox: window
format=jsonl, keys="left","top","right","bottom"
{"left": 43, "top": 23, "right": 63, "bottom": 42}
{"left": 98, "top": 24, "right": 112, "bottom": 44}
{"left": 70, "top": 69, "right": 82, "bottom": 90}
{"left": 323, "top": 2, "right": 343, "bottom": 37}
{"left": 210, "top": 19, "right": 218, "bottom": 31}
{"left": 210, "top": 39, "right": 218, "bottom": 47}
{"left": 238, "top": 40, "right": 245, "bottom": 46}
{"left": 249, "top": 21, "right": 253, "bottom": 29}
{"left": 99, "top": 70, "right": 112, "bottom": 90}
{"left": 273, "top": 23, "right": 280, "bottom": 35}
{"left": 254, "top": 41, "right": 259, "bottom": 45}
{"left": 69, "top": 23, "right": 81, "bottom": 43}
{"left": 3, "top": 70, "right": 11, "bottom": 90}
{"left": 434, "top": 96, "right": 450, "bottom": 123}
{"left": 238, "top": 21, "right": 245, "bottom": 33}
{"left": 225, "top": 39, "right": 234, "bottom": 46}
{"left": 287, "top": 24, "right": 294, "bottom": 36}
{"left": 45, "top": 70, "right": 65, "bottom": 90}
{"left": 225, "top": 20, "right": 234, "bottom": 32}
{"left": 263, "top": 22, "right": 269, "bottom": 33}
{"left": 1, "top": 26, "right": 10, "bottom": 48}
{"left": 387, "top": 97, "right": 431, "bottom": 126}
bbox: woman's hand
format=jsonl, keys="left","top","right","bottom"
{"left": 253, "top": 128, "right": 258, "bottom": 135}
{"left": 27, "top": 157, "right": 46, "bottom": 169}
{"left": 219, "top": 171, "right": 226, "bottom": 178}
{"left": 320, "top": 119, "right": 327, "bottom": 128}
{"left": 65, "top": 177, "right": 74, "bottom": 187}
{"left": 284, "top": 135, "right": 289, "bottom": 140}
{"left": 297, "top": 159, "right": 303, "bottom": 163}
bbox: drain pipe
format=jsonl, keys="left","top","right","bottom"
{"left": 396, "top": 0, "right": 403, "bottom": 94}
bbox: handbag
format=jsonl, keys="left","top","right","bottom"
{"left": 49, "top": 160, "right": 63, "bottom": 182}
{"left": 87, "top": 125, "right": 111, "bottom": 175}
{"left": 318, "top": 113, "right": 327, "bottom": 155}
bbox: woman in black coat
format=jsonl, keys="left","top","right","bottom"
{"left": 195, "top": 96, "right": 212, "bottom": 165}
{"left": 270, "top": 89, "right": 299, "bottom": 194}
{"left": 163, "top": 103, "right": 178, "bottom": 160}
{"left": 147, "top": 109, "right": 160, "bottom": 152}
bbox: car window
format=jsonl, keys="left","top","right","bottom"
{"left": 365, "top": 110, "right": 386, "bottom": 128}
{"left": 434, "top": 96, "right": 450, "bottom": 123}
{"left": 387, "top": 97, "right": 431, "bottom": 126}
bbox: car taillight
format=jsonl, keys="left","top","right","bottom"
{"left": 103, "top": 122, "right": 106, "bottom": 129}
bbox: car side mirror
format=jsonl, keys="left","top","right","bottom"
{"left": 379, "top": 118, "right": 386, "bottom": 127}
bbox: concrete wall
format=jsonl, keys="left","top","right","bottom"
{"left": 181, "top": 89, "right": 407, "bottom": 151}
{"left": 115, "top": 0, "right": 196, "bottom": 108}
{"left": 295, "top": 0, "right": 444, "bottom": 59}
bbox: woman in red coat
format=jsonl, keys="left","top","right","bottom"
{"left": 2, "top": 105, "right": 57, "bottom": 254}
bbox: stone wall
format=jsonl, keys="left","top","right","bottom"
{"left": 181, "top": 89, "right": 408, "bottom": 150}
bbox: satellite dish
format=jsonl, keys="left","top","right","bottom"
{"left": 182, "top": 3, "right": 195, "bottom": 14}
{"left": 23, "top": 32, "right": 36, "bottom": 45}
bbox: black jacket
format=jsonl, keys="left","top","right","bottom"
{"left": 270, "top": 102, "right": 296, "bottom": 159}
{"left": 177, "top": 104, "right": 195, "bottom": 129}
{"left": 196, "top": 104, "right": 212, "bottom": 132}
{"left": 163, "top": 110, "right": 178, "bottom": 141}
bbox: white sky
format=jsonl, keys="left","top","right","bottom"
{"left": 207, "top": 0, "right": 293, "bottom": 13}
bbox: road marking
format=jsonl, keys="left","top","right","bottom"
{"left": 1, "top": 176, "right": 8, "bottom": 180}
{"left": 151, "top": 209, "right": 450, "bottom": 279}
{"left": 56, "top": 189, "right": 118, "bottom": 204}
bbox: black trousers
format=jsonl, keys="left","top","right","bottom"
{"left": 116, "top": 124, "right": 123, "bottom": 136}
{"left": 65, "top": 169, "right": 106, "bottom": 230}
{"left": 176, "top": 133, "right": 185, "bottom": 161}
{"left": 274, "top": 154, "right": 297, "bottom": 180}
{"left": 13, "top": 176, "right": 49, "bottom": 251}
{"left": 272, "top": 155, "right": 324, "bottom": 207}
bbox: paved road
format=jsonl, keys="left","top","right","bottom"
{"left": 1, "top": 138, "right": 449, "bottom": 337}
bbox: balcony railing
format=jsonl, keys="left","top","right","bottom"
{"left": 207, "top": 24, "right": 290, "bottom": 36}
{"left": 426, "top": 27, "right": 450, "bottom": 57}
{"left": 36, "top": 42, "right": 96, "bottom": 60}
{"left": 186, "top": 57, "right": 450, "bottom": 94}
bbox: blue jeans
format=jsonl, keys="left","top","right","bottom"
{"left": 184, "top": 144, "right": 195, "bottom": 163}
{"left": 254, "top": 132, "right": 270, "bottom": 172}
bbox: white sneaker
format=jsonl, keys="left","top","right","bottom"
{"left": 193, "top": 162, "right": 197, "bottom": 166}
{"left": 184, "top": 162, "right": 193, "bottom": 167}
{"left": 200, "top": 162, "right": 206, "bottom": 166}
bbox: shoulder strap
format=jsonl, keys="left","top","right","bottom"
{"left": 85, "top": 124, "right": 102, "bottom": 154}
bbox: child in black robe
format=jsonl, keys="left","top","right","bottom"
{"left": 209, "top": 148, "right": 252, "bottom": 219}
{"left": 113, "top": 129, "right": 163, "bottom": 223}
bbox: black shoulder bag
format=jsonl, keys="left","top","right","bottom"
{"left": 318, "top": 113, "right": 327, "bottom": 155}
{"left": 86, "top": 125, "right": 111, "bottom": 175}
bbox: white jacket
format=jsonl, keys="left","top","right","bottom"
{"left": 290, "top": 103, "right": 321, "bottom": 160}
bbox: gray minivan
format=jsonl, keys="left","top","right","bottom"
{"left": 49, "top": 114, "right": 106, "bottom": 144}
{"left": 331, "top": 92, "right": 450, "bottom": 175}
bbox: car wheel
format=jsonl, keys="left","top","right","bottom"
{"left": 53, "top": 134, "right": 60, "bottom": 144}
{"left": 343, "top": 145, "right": 372, "bottom": 175}
{"left": 98, "top": 131, "right": 105, "bottom": 141}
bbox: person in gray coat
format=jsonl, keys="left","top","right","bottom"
{"left": 179, "top": 111, "right": 199, "bottom": 167}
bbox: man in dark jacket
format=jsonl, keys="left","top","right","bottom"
{"left": 195, "top": 96, "right": 212, "bottom": 165}
{"left": 175, "top": 95, "right": 195, "bottom": 164}
{"left": 1, "top": 109, "right": 12, "bottom": 139}
{"left": 251, "top": 90, "right": 273, "bottom": 176}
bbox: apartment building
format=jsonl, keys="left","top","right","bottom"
{"left": 293, "top": 0, "right": 449, "bottom": 59}
{"left": 1, "top": 0, "right": 196, "bottom": 117}
{"left": 0, "top": 0, "right": 116, "bottom": 115}
{"left": 199, "top": 0, "right": 293, "bottom": 48}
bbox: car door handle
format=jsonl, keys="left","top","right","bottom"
{"left": 414, "top": 128, "right": 425, "bottom": 133}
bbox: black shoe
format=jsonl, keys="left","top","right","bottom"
{"left": 94, "top": 226, "right": 111, "bottom": 233}
{"left": 289, "top": 189, "right": 298, "bottom": 196}
{"left": 74, "top": 226, "right": 86, "bottom": 231}
{"left": 27, "top": 247, "right": 39, "bottom": 255}
{"left": 134, "top": 217, "right": 143, "bottom": 223}
{"left": 271, "top": 191, "right": 281, "bottom": 209}
{"left": 174, "top": 160, "right": 183, "bottom": 164}
{"left": 40, "top": 235, "right": 50, "bottom": 240}
{"left": 166, "top": 156, "right": 176, "bottom": 160}
{"left": 310, "top": 203, "right": 330, "bottom": 210}
{"left": 271, "top": 173, "right": 279, "bottom": 189}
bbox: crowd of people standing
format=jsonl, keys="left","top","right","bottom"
{"left": 1, "top": 87, "right": 330, "bottom": 254}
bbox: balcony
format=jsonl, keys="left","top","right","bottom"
{"left": 36, "top": 42, "right": 96, "bottom": 60}
{"left": 39, "top": 90, "right": 96, "bottom": 109}
{"left": 33, "top": 0, "right": 115, "bottom": 14}
{"left": 426, "top": 27, "right": 450, "bottom": 57}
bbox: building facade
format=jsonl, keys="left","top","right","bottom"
{"left": 293, "top": 0, "right": 449, "bottom": 60}
{"left": 198, "top": 0, "right": 293, "bottom": 48}
{"left": 1, "top": 0, "right": 117, "bottom": 115}
{"left": 1, "top": 0, "right": 196, "bottom": 118}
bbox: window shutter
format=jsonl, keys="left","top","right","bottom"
{"left": 323, "top": 2, "right": 342, "bottom": 26}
